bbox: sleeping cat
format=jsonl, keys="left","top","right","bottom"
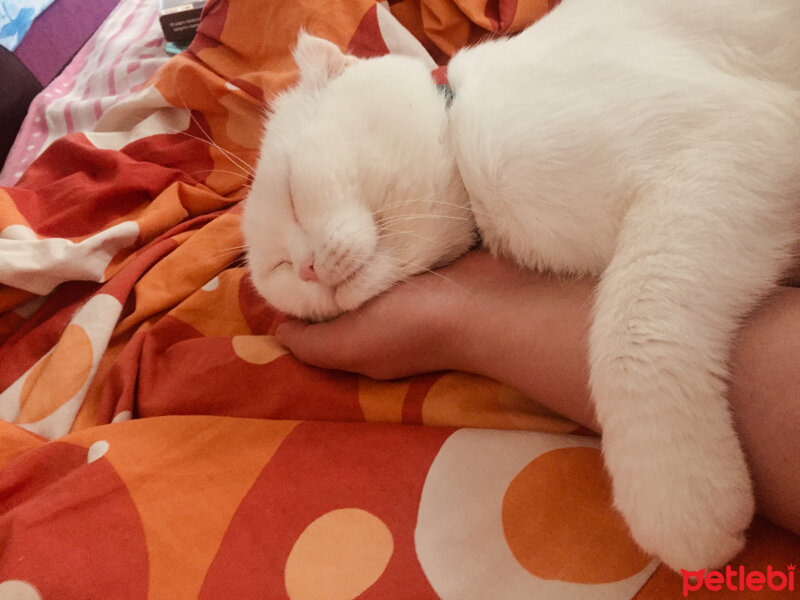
{"left": 242, "top": 0, "right": 800, "bottom": 572}
{"left": 242, "top": 40, "right": 476, "bottom": 322}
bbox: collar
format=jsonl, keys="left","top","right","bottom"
{"left": 431, "top": 65, "right": 454, "bottom": 108}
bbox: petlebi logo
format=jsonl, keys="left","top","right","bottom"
{"left": 681, "top": 564, "right": 796, "bottom": 596}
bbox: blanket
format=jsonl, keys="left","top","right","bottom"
{"left": 0, "top": 0, "right": 167, "bottom": 186}
{"left": 0, "top": 0, "right": 797, "bottom": 597}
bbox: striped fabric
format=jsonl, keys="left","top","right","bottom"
{"left": 0, "top": 0, "right": 168, "bottom": 186}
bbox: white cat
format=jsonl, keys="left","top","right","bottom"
{"left": 243, "top": 0, "right": 800, "bottom": 572}
{"left": 242, "top": 39, "right": 476, "bottom": 322}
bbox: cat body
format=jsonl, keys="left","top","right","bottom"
{"left": 446, "top": 0, "right": 800, "bottom": 571}
{"left": 448, "top": 0, "right": 800, "bottom": 277}
{"left": 243, "top": 0, "right": 800, "bottom": 571}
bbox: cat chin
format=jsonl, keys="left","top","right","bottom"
{"left": 256, "top": 258, "right": 397, "bottom": 322}
{"left": 267, "top": 287, "right": 341, "bottom": 322}
{"left": 250, "top": 266, "right": 340, "bottom": 321}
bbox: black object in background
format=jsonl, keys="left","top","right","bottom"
{"left": 0, "top": 46, "right": 42, "bottom": 170}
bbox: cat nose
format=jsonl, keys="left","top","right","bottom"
{"left": 298, "top": 259, "right": 319, "bottom": 282}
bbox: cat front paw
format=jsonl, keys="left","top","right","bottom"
{"left": 606, "top": 437, "right": 754, "bottom": 573}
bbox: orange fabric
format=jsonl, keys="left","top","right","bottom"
{"left": 0, "top": 0, "right": 797, "bottom": 597}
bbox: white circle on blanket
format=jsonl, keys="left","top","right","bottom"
{"left": 112, "top": 411, "right": 133, "bottom": 423}
{"left": 0, "top": 580, "right": 42, "bottom": 600}
{"left": 88, "top": 440, "right": 110, "bottom": 463}
{"left": 202, "top": 276, "right": 220, "bottom": 291}
{"left": 414, "top": 428, "right": 658, "bottom": 599}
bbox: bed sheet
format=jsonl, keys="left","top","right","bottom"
{"left": 0, "top": 0, "right": 797, "bottom": 598}
{"left": 0, "top": 0, "right": 167, "bottom": 186}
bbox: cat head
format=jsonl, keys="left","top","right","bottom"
{"left": 243, "top": 32, "right": 476, "bottom": 321}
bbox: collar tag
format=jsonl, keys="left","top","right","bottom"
{"left": 431, "top": 65, "right": 454, "bottom": 108}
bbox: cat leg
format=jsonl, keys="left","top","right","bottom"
{"left": 589, "top": 187, "right": 796, "bottom": 572}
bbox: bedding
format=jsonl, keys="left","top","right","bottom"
{"left": 0, "top": 0, "right": 167, "bottom": 186}
{"left": 0, "top": 0, "right": 797, "bottom": 598}
{"left": 0, "top": 0, "right": 121, "bottom": 167}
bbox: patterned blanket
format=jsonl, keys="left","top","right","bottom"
{"left": 0, "top": 0, "right": 797, "bottom": 597}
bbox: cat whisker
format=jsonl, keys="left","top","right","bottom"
{"left": 376, "top": 229, "right": 444, "bottom": 246}
{"left": 167, "top": 125, "right": 256, "bottom": 177}
{"left": 187, "top": 129, "right": 257, "bottom": 179}
{"left": 374, "top": 213, "right": 474, "bottom": 227}
{"left": 340, "top": 255, "right": 466, "bottom": 291}
{"left": 374, "top": 194, "right": 470, "bottom": 211}
{"left": 202, "top": 246, "right": 249, "bottom": 262}
{"left": 162, "top": 90, "right": 258, "bottom": 178}
{"left": 374, "top": 196, "right": 497, "bottom": 221}
{"left": 187, "top": 169, "right": 254, "bottom": 183}
{"left": 207, "top": 248, "right": 247, "bottom": 258}
{"left": 395, "top": 271, "right": 467, "bottom": 294}
{"left": 165, "top": 125, "right": 257, "bottom": 178}
{"left": 201, "top": 257, "right": 248, "bottom": 270}
{"left": 374, "top": 201, "right": 469, "bottom": 219}
{"left": 213, "top": 244, "right": 248, "bottom": 253}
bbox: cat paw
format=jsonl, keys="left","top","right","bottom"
{"left": 606, "top": 439, "right": 755, "bottom": 572}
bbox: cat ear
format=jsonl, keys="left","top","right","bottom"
{"left": 293, "top": 30, "right": 358, "bottom": 88}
